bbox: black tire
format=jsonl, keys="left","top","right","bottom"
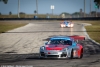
{"left": 69, "top": 49, "right": 73, "bottom": 59}
{"left": 79, "top": 49, "right": 83, "bottom": 59}
{"left": 39, "top": 55, "right": 45, "bottom": 59}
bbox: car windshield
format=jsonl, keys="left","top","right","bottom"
{"left": 64, "top": 22, "right": 69, "bottom": 24}
{"left": 48, "top": 39, "right": 72, "bottom": 45}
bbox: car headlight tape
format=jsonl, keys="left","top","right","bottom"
{"left": 40, "top": 46, "right": 45, "bottom": 51}
{"left": 62, "top": 48, "right": 69, "bottom": 52}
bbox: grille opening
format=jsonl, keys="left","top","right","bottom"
{"left": 40, "top": 52, "right": 45, "bottom": 56}
{"left": 47, "top": 55, "right": 59, "bottom": 57}
{"left": 61, "top": 54, "right": 67, "bottom": 57}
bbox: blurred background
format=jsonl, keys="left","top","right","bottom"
{"left": 0, "top": 0, "right": 100, "bottom": 18}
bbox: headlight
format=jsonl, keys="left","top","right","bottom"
{"left": 71, "top": 24, "right": 74, "bottom": 26}
{"left": 40, "top": 46, "right": 45, "bottom": 51}
{"left": 61, "top": 48, "right": 69, "bottom": 52}
{"left": 61, "top": 48, "right": 66, "bottom": 52}
{"left": 68, "top": 24, "right": 70, "bottom": 26}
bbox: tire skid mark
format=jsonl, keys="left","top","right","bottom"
{"left": 23, "top": 40, "right": 34, "bottom": 48}
{"left": 79, "top": 39, "right": 100, "bottom": 55}
{"left": 0, "top": 22, "right": 100, "bottom": 66}
{"left": 3, "top": 37, "right": 23, "bottom": 54}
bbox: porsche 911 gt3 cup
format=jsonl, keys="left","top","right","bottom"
{"left": 60, "top": 20, "right": 74, "bottom": 28}
{"left": 39, "top": 35, "right": 85, "bottom": 59}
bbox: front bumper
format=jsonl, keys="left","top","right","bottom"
{"left": 67, "top": 24, "right": 74, "bottom": 27}
{"left": 40, "top": 51, "right": 67, "bottom": 58}
{"left": 61, "top": 24, "right": 66, "bottom": 27}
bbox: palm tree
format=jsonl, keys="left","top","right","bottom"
{"left": 0, "top": 0, "right": 20, "bottom": 18}
{"left": 36, "top": 0, "right": 38, "bottom": 14}
{"left": 18, "top": 0, "right": 20, "bottom": 18}
{"left": 0, "top": 0, "right": 8, "bottom": 4}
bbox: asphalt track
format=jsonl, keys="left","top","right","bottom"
{"left": 0, "top": 21, "right": 100, "bottom": 67}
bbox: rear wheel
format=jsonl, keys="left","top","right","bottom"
{"left": 78, "top": 49, "right": 83, "bottom": 59}
{"left": 39, "top": 54, "right": 45, "bottom": 59}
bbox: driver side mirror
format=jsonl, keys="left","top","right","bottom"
{"left": 45, "top": 42, "right": 48, "bottom": 45}
{"left": 76, "top": 40, "right": 78, "bottom": 43}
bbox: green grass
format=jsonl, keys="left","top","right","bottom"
{"left": 84, "top": 21, "right": 100, "bottom": 43}
{"left": 0, "top": 21, "right": 28, "bottom": 33}
{"left": 72, "top": 20, "right": 100, "bottom": 43}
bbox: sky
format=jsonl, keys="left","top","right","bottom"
{"left": 0, "top": 0, "right": 100, "bottom": 15}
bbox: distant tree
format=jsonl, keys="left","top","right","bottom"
{"left": 9, "top": 11, "right": 12, "bottom": 15}
{"left": 0, "top": 0, "right": 8, "bottom": 15}
{"left": 60, "top": 12, "right": 70, "bottom": 15}
{"left": 94, "top": 0, "right": 100, "bottom": 5}
{"left": 0, "top": 0, "right": 8, "bottom": 4}
{"left": 72, "top": 12, "right": 80, "bottom": 15}
{"left": 91, "top": 11, "right": 96, "bottom": 17}
{"left": 34, "top": 10, "right": 37, "bottom": 14}
{"left": 91, "top": 11, "right": 96, "bottom": 14}
{"left": 60, "top": 12, "right": 71, "bottom": 18}
{"left": 94, "top": 0, "right": 100, "bottom": 9}
{"left": 19, "top": 12, "right": 26, "bottom": 14}
{"left": 71, "top": 12, "right": 80, "bottom": 18}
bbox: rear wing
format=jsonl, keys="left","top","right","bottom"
{"left": 69, "top": 35, "right": 85, "bottom": 41}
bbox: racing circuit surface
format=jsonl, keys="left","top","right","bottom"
{"left": 0, "top": 21, "right": 100, "bottom": 67}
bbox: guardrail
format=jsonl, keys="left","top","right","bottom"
{"left": 0, "top": 17, "right": 100, "bottom": 20}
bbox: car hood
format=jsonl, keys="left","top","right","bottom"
{"left": 45, "top": 44, "right": 69, "bottom": 50}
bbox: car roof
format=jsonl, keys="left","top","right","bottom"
{"left": 50, "top": 36, "right": 71, "bottom": 40}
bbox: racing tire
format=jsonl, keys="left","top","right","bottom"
{"left": 69, "top": 49, "right": 73, "bottom": 59}
{"left": 39, "top": 53, "right": 45, "bottom": 59}
{"left": 39, "top": 56, "right": 45, "bottom": 59}
{"left": 78, "top": 49, "right": 83, "bottom": 59}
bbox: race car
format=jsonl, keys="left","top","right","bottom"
{"left": 39, "top": 35, "right": 85, "bottom": 59}
{"left": 60, "top": 20, "right": 74, "bottom": 28}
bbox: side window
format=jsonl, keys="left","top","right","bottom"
{"left": 64, "top": 40, "right": 72, "bottom": 45}
{"left": 68, "top": 40, "right": 72, "bottom": 45}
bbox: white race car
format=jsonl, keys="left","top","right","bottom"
{"left": 60, "top": 21, "right": 74, "bottom": 28}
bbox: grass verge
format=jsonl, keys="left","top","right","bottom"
{"left": 0, "top": 21, "right": 29, "bottom": 33}
{"left": 81, "top": 21, "right": 100, "bottom": 43}
{"left": 73, "top": 20, "right": 100, "bottom": 43}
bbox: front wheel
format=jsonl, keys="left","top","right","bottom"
{"left": 69, "top": 50, "right": 73, "bottom": 59}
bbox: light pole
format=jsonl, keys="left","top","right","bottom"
{"left": 18, "top": 0, "right": 20, "bottom": 18}
{"left": 90, "top": 0, "right": 91, "bottom": 17}
{"left": 84, "top": 0, "right": 86, "bottom": 17}
{"left": 95, "top": 7, "right": 97, "bottom": 17}
{"left": 36, "top": 0, "right": 38, "bottom": 15}
{"left": 51, "top": 5, "right": 54, "bottom": 15}
{"left": 94, "top": 2, "right": 98, "bottom": 17}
